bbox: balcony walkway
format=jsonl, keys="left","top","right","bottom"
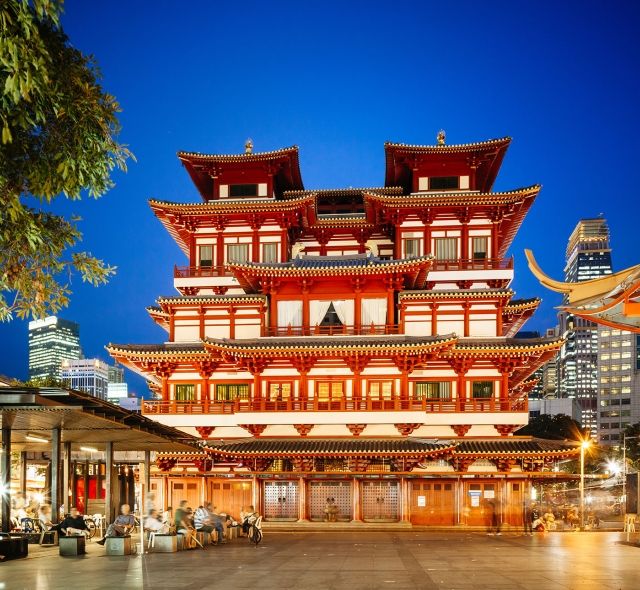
{"left": 143, "top": 397, "right": 527, "bottom": 415}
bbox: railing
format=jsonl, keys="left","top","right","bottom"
{"left": 142, "top": 397, "right": 527, "bottom": 415}
{"left": 262, "top": 324, "right": 401, "bottom": 337}
{"left": 430, "top": 257, "right": 514, "bottom": 272}
{"left": 174, "top": 265, "right": 232, "bottom": 278}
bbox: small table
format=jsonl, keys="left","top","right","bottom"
{"left": 59, "top": 535, "right": 86, "bottom": 556}
{"left": 105, "top": 536, "right": 133, "bottom": 556}
{"left": 152, "top": 534, "right": 178, "bottom": 552}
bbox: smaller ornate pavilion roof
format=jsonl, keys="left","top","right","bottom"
{"left": 204, "top": 334, "right": 458, "bottom": 358}
{"left": 228, "top": 254, "right": 434, "bottom": 292}
{"left": 205, "top": 437, "right": 454, "bottom": 457}
{"left": 384, "top": 137, "right": 511, "bottom": 193}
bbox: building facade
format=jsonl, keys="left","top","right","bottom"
{"left": 61, "top": 358, "right": 110, "bottom": 400}
{"left": 28, "top": 316, "right": 81, "bottom": 381}
{"left": 558, "top": 219, "right": 613, "bottom": 432}
{"left": 597, "top": 328, "right": 640, "bottom": 445}
{"left": 109, "top": 136, "right": 577, "bottom": 526}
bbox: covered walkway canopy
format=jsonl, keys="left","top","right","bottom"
{"left": 0, "top": 386, "right": 199, "bottom": 531}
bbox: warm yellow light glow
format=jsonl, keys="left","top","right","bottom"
{"left": 80, "top": 446, "right": 98, "bottom": 453}
{"left": 25, "top": 434, "right": 49, "bottom": 443}
{"left": 581, "top": 440, "right": 591, "bottom": 450}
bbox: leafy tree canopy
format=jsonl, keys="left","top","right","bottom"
{"left": 0, "top": 0, "right": 132, "bottom": 320}
{"left": 516, "top": 413, "right": 587, "bottom": 441}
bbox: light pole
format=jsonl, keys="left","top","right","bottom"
{"left": 580, "top": 439, "right": 591, "bottom": 531}
{"left": 622, "top": 434, "right": 639, "bottom": 515}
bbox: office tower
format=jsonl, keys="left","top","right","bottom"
{"left": 28, "top": 316, "right": 81, "bottom": 381}
{"left": 558, "top": 218, "right": 612, "bottom": 432}
{"left": 61, "top": 358, "right": 110, "bottom": 400}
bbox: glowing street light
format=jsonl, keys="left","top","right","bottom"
{"left": 580, "top": 438, "right": 591, "bottom": 531}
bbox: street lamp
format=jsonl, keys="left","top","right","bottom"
{"left": 580, "top": 439, "right": 591, "bottom": 531}
{"left": 622, "top": 434, "right": 639, "bottom": 515}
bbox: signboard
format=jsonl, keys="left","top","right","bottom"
{"left": 417, "top": 496, "right": 426, "bottom": 507}
{"left": 470, "top": 495, "right": 480, "bottom": 507}
{"left": 484, "top": 490, "right": 495, "bottom": 499}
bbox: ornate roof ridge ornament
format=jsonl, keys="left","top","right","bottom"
{"left": 437, "top": 129, "right": 446, "bottom": 145}
{"left": 244, "top": 137, "right": 253, "bottom": 154}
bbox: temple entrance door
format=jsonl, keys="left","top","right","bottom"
{"left": 263, "top": 481, "right": 299, "bottom": 521}
{"left": 169, "top": 478, "right": 200, "bottom": 510}
{"left": 464, "top": 481, "right": 500, "bottom": 526}
{"left": 410, "top": 480, "right": 455, "bottom": 525}
{"left": 207, "top": 479, "right": 252, "bottom": 519}
{"left": 362, "top": 480, "right": 399, "bottom": 522}
{"left": 308, "top": 481, "right": 352, "bottom": 522}
{"left": 504, "top": 481, "right": 525, "bottom": 527}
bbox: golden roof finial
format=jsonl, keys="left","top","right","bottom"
{"left": 437, "top": 129, "right": 446, "bottom": 145}
{"left": 244, "top": 138, "right": 253, "bottom": 154}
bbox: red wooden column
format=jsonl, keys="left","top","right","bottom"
{"left": 229, "top": 306, "right": 236, "bottom": 339}
{"left": 494, "top": 359, "right": 516, "bottom": 411}
{"left": 463, "top": 302, "right": 471, "bottom": 337}
{"left": 394, "top": 224, "right": 402, "bottom": 259}
{"left": 252, "top": 229, "right": 260, "bottom": 262}
{"left": 351, "top": 478, "right": 362, "bottom": 522}
{"left": 431, "top": 303, "right": 438, "bottom": 336}
{"left": 280, "top": 228, "right": 288, "bottom": 262}
{"left": 297, "top": 477, "right": 308, "bottom": 522}
{"left": 449, "top": 359, "right": 473, "bottom": 412}
{"left": 215, "top": 221, "right": 226, "bottom": 272}
{"left": 496, "top": 303, "right": 504, "bottom": 336}
{"left": 352, "top": 278, "right": 363, "bottom": 332}
{"left": 461, "top": 222, "right": 469, "bottom": 261}
{"left": 168, "top": 311, "right": 175, "bottom": 342}
{"left": 301, "top": 279, "right": 311, "bottom": 335}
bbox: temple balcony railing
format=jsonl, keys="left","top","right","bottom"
{"left": 262, "top": 324, "right": 401, "bottom": 337}
{"left": 430, "top": 257, "right": 514, "bottom": 272}
{"left": 174, "top": 265, "right": 233, "bottom": 278}
{"left": 142, "top": 397, "right": 527, "bottom": 415}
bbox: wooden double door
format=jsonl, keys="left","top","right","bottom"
{"left": 410, "top": 480, "right": 455, "bottom": 525}
{"left": 362, "top": 480, "right": 399, "bottom": 522}
{"left": 207, "top": 479, "right": 252, "bottom": 521}
{"left": 263, "top": 481, "right": 299, "bottom": 521}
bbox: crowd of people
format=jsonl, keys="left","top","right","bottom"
{"left": 10, "top": 491, "right": 261, "bottom": 548}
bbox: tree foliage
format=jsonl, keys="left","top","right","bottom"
{"left": 0, "top": 0, "right": 132, "bottom": 320}
{"left": 622, "top": 422, "right": 640, "bottom": 465}
{"left": 516, "top": 413, "right": 587, "bottom": 441}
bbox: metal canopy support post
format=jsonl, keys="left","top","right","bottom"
{"left": 144, "top": 450, "right": 151, "bottom": 503}
{"left": 63, "top": 441, "right": 71, "bottom": 513}
{"left": 1, "top": 413, "right": 14, "bottom": 533}
{"left": 19, "top": 451, "right": 28, "bottom": 498}
{"left": 105, "top": 441, "right": 114, "bottom": 524}
{"left": 50, "top": 427, "right": 61, "bottom": 520}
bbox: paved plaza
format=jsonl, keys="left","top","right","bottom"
{"left": 0, "top": 531, "right": 637, "bottom": 590}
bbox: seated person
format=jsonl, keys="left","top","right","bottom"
{"left": 174, "top": 501, "right": 197, "bottom": 548}
{"left": 240, "top": 505, "right": 258, "bottom": 535}
{"left": 38, "top": 504, "right": 54, "bottom": 530}
{"left": 144, "top": 509, "right": 171, "bottom": 534}
{"left": 194, "top": 504, "right": 214, "bottom": 535}
{"left": 97, "top": 504, "right": 135, "bottom": 545}
{"left": 210, "top": 505, "right": 227, "bottom": 544}
{"left": 59, "top": 506, "right": 89, "bottom": 536}
{"left": 162, "top": 506, "right": 173, "bottom": 526}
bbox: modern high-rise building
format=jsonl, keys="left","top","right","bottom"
{"left": 28, "top": 316, "right": 82, "bottom": 381}
{"left": 108, "top": 365, "right": 125, "bottom": 384}
{"left": 61, "top": 358, "right": 110, "bottom": 400}
{"left": 597, "top": 329, "right": 640, "bottom": 445}
{"left": 558, "top": 218, "right": 612, "bottom": 433}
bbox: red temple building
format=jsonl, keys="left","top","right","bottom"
{"left": 108, "top": 134, "right": 578, "bottom": 527}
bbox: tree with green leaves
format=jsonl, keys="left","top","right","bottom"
{"left": 622, "top": 422, "right": 640, "bottom": 466}
{"left": 0, "top": 0, "right": 132, "bottom": 320}
{"left": 515, "top": 413, "right": 587, "bottom": 441}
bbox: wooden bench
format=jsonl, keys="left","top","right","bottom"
{"left": 59, "top": 535, "right": 85, "bottom": 556}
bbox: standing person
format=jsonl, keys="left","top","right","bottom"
{"left": 59, "top": 506, "right": 90, "bottom": 537}
{"left": 174, "top": 501, "right": 190, "bottom": 533}
{"left": 523, "top": 500, "right": 533, "bottom": 536}
{"left": 485, "top": 499, "right": 501, "bottom": 536}
{"left": 96, "top": 504, "right": 135, "bottom": 545}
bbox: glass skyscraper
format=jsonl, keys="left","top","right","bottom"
{"left": 558, "top": 218, "right": 612, "bottom": 433}
{"left": 28, "top": 316, "right": 82, "bottom": 381}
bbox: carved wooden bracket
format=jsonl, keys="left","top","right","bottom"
{"left": 291, "top": 457, "right": 314, "bottom": 472}
{"left": 195, "top": 426, "right": 215, "bottom": 439}
{"left": 347, "top": 458, "right": 371, "bottom": 473}
{"left": 194, "top": 458, "right": 214, "bottom": 472}
{"left": 294, "top": 424, "right": 314, "bottom": 437}
{"left": 451, "top": 424, "right": 472, "bottom": 437}
{"left": 494, "top": 424, "right": 519, "bottom": 437}
{"left": 346, "top": 424, "right": 367, "bottom": 437}
{"left": 156, "top": 457, "right": 177, "bottom": 472}
{"left": 240, "top": 424, "right": 267, "bottom": 437}
{"left": 395, "top": 423, "right": 422, "bottom": 436}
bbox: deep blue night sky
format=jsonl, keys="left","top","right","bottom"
{"left": 2, "top": 1, "right": 639, "bottom": 394}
